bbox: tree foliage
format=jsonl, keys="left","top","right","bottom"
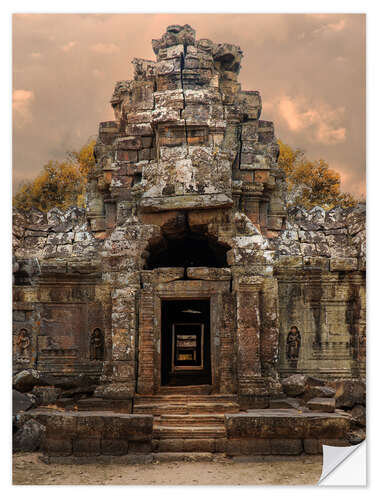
{"left": 277, "top": 140, "right": 358, "bottom": 210}
{"left": 13, "top": 140, "right": 96, "bottom": 212}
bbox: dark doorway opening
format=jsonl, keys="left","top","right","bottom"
{"left": 146, "top": 236, "right": 229, "bottom": 269}
{"left": 161, "top": 299, "right": 211, "bottom": 386}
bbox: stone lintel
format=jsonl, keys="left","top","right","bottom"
{"left": 156, "top": 279, "right": 229, "bottom": 295}
{"left": 330, "top": 257, "right": 358, "bottom": 272}
{"left": 140, "top": 193, "right": 233, "bottom": 212}
{"left": 154, "top": 267, "right": 185, "bottom": 283}
{"left": 186, "top": 267, "right": 231, "bottom": 281}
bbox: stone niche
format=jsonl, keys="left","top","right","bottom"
{"left": 13, "top": 264, "right": 112, "bottom": 379}
{"left": 276, "top": 261, "right": 366, "bottom": 380}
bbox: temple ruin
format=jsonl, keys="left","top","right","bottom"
{"left": 13, "top": 25, "right": 366, "bottom": 459}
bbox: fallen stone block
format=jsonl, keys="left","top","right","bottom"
{"left": 330, "top": 380, "right": 366, "bottom": 409}
{"left": 269, "top": 398, "right": 301, "bottom": 410}
{"left": 13, "top": 369, "right": 40, "bottom": 393}
{"left": 302, "top": 385, "right": 336, "bottom": 402}
{"left": 281, "top": 374, "right": 307, "bottom": 396}
{"left": 13, "top": 418, "right": 45, "bottom": 452}
{"left": 13, "top": 390, "right": 34, "bottom": 414}
{"left": 351, "top": 405, "right": 366, "bottom": 427}
{"left": 307, "top": 397, "right": 335, "bottom": 413}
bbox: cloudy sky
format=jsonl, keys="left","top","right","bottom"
{"left": 12, "top": 13, "right": 365, "bottom": 197}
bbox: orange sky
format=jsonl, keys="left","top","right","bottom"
{"left": 12, "top": 14, "right": 366, "bottom": 197}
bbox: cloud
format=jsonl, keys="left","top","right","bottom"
{"left": 330, "top": 161, "right": 366, "bottom": 198}
{"left": 13, "top": 89, "right": 34, "bottom": 124}
{"left": 327, "top": 19, "right": 346, "bottom": 32}
{"left": 61, "top": 41, "right": 77, "bottom": 52}
{"left": 90, "top": 43, "right": 119, "bottom": 54}
{"left": 277, "top": 96, "right": 346, "bottom": 145}
{"left": 312, "top": 18, "right": 346, "bottom": 37}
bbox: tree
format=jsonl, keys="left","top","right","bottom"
{"left": 13, "top": 140, "right": 96, "bottom": 212}
{"left": 67, "top": 139, "right": 96, "bottom": 179}
{"left": 277, "top": 140, "right": 358, "bottom": 210}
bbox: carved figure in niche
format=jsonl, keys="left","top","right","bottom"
{"left": 16, "top": 329, "right": 30, "bottom": 357}
{"left": 90, "top": 328, "right": 104, "bottom": 360}
{"left": 286, "top": 326, "right": 301, "bottom": 361}
{"left": 358, "top": 331, "right": 366, "bottom": 360}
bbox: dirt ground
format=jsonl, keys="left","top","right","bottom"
{"left": 13, "top": 452, "right": 322, "bottom": 485}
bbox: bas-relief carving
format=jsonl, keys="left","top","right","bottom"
{"left": 286, "top": 326, "right": 301, "bottom": 362}
{"left": 16, "top": 328, "right": 30, "bottom": 359}
{"left": 90, "top": 328, "right": 104, "bottom": 361}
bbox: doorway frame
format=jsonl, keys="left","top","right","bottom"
{"left": 137, "top": 271, "right": 232, "bottom": 394}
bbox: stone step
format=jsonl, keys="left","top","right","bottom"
{"left": 133, "top": 402, "right": 240, "bottom": 415}
{"left": 134, "top": 394, "right": 239, "bottom": 404}
{"left": 157, "top": 385, "right": 213, "bottom": 395}
{"left": 158, "top": 413, "right": 225, "bottom": 426}
{"left": 154, "top": 425, "right": 226, "bottom": 439}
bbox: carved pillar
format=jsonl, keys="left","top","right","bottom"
{"left": 234, "top": 275, "right": 263, "bottom": 394}
{"left": 219, "top": 291, "right": 237, "bottom": 393}
{"left": 242, "top": 194, "right": 260, "bottom": 225}
{"left": 259, "top": 277, "right": 280, "bottom": 378}
{"left": 137, "top": 288, "right": 155, "bottom": 394}
{"left": 259, "top": 199, "right": 269, "bottom": 232}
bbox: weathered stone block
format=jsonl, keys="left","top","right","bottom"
{"left": 13, "top": 418, "right": 45, "bottom": 453}
{"left": 186, "top": 267, "right": 231, "bottom": 281}
{"left": 270, "top": 438, "right": 303, "bottom": 455}
{"left": 158, "top": 439, "right": 184, "bottom": 452}
{"left": 302, "top": 386, "right": 336, "bottom": 402}
{"left": 125, "top": 123, "right": 153, "bottom": 136}
{"left": 307, "top": 398, "right": 335, "bottom": 413}
{"left": 183, "top": 439, "right": 215, "bottom": 452}
{"left": 72, "top": 438, "right": 101, "bottom": 456}
{"left": 94, "top": 383, "right": 134, "bottom": 400}
{"left": 116, "top": 150, "right": 138, "bottom": 162}
{"left": 281, "top": 374, "right": 307, "bottom": 396}
{"left": 101, "top": 438, "right": 129, "bottom": 456}
{"left": 351, "top": 405, "right": 366, "bottom": 427}
{"left": 128, "top": 440, "right": 152, "bottom": 454}
{"left": 330, "top": 257, "right": 358, "bottom": 271}
{"left": 303, "top": 438, "right": 321, "bottom": 454}
{"left": 331, "top": 380, "right": 366, "bottom": 409}
{"left": 269, "top": 398, "right": 300, "bottom": 410}
{"left": 13, "top": 369, "right": 40, "bottom": 393}
{"left": 225, "top": 410, "right": 351, "bottom": 439}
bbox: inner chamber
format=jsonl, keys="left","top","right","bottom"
{"left": 161, "top": 299, "right": 211, "bottom": 386}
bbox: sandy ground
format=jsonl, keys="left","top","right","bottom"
{"left": 13, "top": 452, "right": 322, "bottom": 485}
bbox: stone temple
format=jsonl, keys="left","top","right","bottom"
{"left": 13, "top": 25, "right": 366, "bottom": 459}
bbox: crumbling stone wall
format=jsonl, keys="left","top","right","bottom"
{"left": 272, "top": 204, "right": 366, "bottom": 379}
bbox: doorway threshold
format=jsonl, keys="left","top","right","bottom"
{"left": 157, "top": 385, "right": 213, "bottom": 395}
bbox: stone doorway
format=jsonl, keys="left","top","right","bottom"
{"left": 161, "top": 299, "right": 211, "bottom": 387}
{"left": 137, "top": 270, "right": 235, "bottom": 395}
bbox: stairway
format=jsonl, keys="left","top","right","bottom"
{"left": 133, "top": 393, "right": 240, "bottom": 453}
